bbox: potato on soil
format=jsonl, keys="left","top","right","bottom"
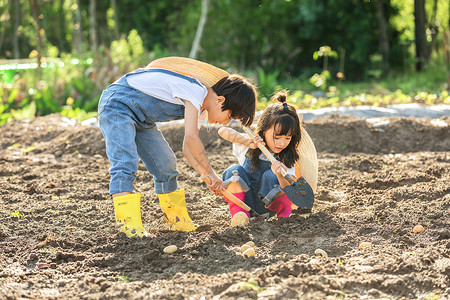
{"left": 413, "top": 225, "right": 424, "bottom": 234}
{"left": 231, "top": 212, "right": 249, "bottom": 227}
{"left": 242, "top": 247, "right": 255, "bottom": 258}
{"left": 163, "top": 245, "right": 178, "bottom": 254}
{"left": 245, "top": 241, "right": 255, "bottom": 247}
{"left": 240, "top": 244, "right": 251, "bottom": 254}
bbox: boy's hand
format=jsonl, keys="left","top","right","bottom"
{"left": 205, "top": 172, "right": 225, "bottom": 196}
{"left": 271, "top": 160, "right": 288, "bottom": 177}
{"left": 248, "top": 134, "right": 265, "bottom": 149}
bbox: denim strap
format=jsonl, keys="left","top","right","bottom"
{"left": 126, "top": 67, "right": 204, "bottom": 88}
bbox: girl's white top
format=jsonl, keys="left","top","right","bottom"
{"left": 233, "top": 134, "right": 296, "bottom": 176}
{"left": 126, "top": 70, "right": 207, "bottom": 129}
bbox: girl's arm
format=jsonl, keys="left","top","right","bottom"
{"left": 183, "top": 101, "right": 224, "bottom": 193}
{"left": 218, "top": 127, "right": 264, "bottom": 149}
{"left": 271, "top": 161, "right": 297, "bottom": 189}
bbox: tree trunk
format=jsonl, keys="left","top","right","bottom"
{"left": 73, "top": 0, "right": 82, "bottom": 53}
{"left": 89, "top": 0, "right": 97, "bottom": 53}
{"left": 0, "top": 0, "right": 13, "bottom": 56}
{"left": 442, "top": 30, "right": 450, "bottom": 91}
{"left": 13, "top": 0, "right": 20, "bottom": 58}
{"left": 111, "top": 0, "right": 119, "bottom": 40}
{"left": 55, "top": 0, "right": 65, "bottom": 54}
{"left": 414, "top": 0, "right": 427, "bottom": 71}
{"left": 189, "top": 0, "right": 209, "bottom": 59}
{"left": 30, "top": 0, "right": 43, "bottom": 72}
{"left": 376, "top": 0, "right": 390, "bottom": 74}
{"left": 426, "top": 0, "right": 438, "bottom": 61}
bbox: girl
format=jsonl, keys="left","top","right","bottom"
{"left": 218, "top": 91, "right": 302, "bottom": 225}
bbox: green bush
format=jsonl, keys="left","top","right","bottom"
{"left": 0, "top": 30, "right": 153, "bottom": 125}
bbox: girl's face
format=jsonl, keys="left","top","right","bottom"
{"left": 264, "top": 124, "right": 292, "bottom": 153}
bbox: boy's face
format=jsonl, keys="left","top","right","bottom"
{"left": 208, "top": 95, "right": 233, "bottom": 125}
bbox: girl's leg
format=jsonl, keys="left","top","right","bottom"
{"left": 225, "top": 181, "right": 249, "bottom": 218}
{"left": 227, "top": 181, "right": 244, "bottom": 193}
{"left": 260, "top": 170, "right": 292, "bottom": 218}
{"left": 267, "top": 192, "right": 292, "bottom": 218}
{"left": 222, "top": 165, "right": 251, "bottom": 219}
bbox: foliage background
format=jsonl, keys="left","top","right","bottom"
{"left": 0, "top": 0, "right": 449, "bottom": 124}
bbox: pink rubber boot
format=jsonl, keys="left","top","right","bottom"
{"left": 267, "top": 194, "right": 292, "bottom": 218}
{"left": 224, "top": 192, "right": 250, "bottom": 218}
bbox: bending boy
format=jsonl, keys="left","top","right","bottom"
{"left": 98, "top": 57, "right": 257, "bottom": 237}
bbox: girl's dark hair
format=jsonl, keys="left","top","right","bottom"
{"left": 248, "top": 90, "right": 301, "bottom": 169}
{"left": 212, "top": 74, "right": 257, "bottom": 126}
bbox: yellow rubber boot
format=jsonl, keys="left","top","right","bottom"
{"left": 113, "top": 194, "right": 146, "bottom": 238}
{"left": 158, "top": 189, "right": 197, "bottom": 232}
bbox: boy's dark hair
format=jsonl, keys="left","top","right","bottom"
{"left": 212, "top": 74, "right": 257, "bottom": 126}
{"left": 248, "top": 90, "right": 301, "bottom": 169}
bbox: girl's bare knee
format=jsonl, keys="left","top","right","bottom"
{"left": 227, "top": 181, "right": 243, "bottom": 193}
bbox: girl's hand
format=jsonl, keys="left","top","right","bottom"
{"left": 271, "top": 160, "right": 288, "bottom": 177}
{"left": 205, "top": 172, "right": 225, "bottom": 196}
{"left": 249, "top": 134, "right": 265, "bottom": 149}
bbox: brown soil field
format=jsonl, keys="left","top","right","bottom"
{"left": 0, "top": 113, "right": 449, "bottom": 299}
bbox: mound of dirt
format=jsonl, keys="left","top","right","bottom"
{"left": 0, "top": 114, "right": 448, "bottom": 299}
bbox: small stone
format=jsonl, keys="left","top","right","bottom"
{"left": 359, "top": 242, "right": 372, "bottom": 249}
{"left": 28, "top": 253, "right": 38, "bottom": 261}
{"left": 37, "top": 263, "right": 50, "bottom": 269}
{"left": 314, "top": 249, "right": 328, "bottom": 257}
{"left": 163, "top": 245, "right": 178, "bottom": 254}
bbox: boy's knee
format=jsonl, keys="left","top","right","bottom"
{"left": 161, "top": 156, "right": 178, "bottom": 174}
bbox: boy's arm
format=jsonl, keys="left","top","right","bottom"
{"left": 183, "top": 101, "right": 224, "bottom": 193}
{"left": 182, "top": 144, "right": 205, "bottom": 174}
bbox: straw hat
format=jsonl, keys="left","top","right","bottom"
{"left": 294, "top": 127, "right": 318, "bottom": 193}
{"left": 147, "top": 56, "right": 229, "bottom": 88}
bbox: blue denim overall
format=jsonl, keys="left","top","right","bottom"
{"left": 222, "top": 155, "right": 283, "bottom": 215}
{"left": 98, "top": 68, "right": 203, "bottom": 195}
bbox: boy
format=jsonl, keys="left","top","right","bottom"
{"left": 98, "top": 57, "right": 257, "bottom": 237}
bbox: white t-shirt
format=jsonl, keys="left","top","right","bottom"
{"left": 232, "top": 135, "right": 296, "bottom": 176}
{"left": 126, "top": 69, "right": 207, "bottom": 128}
